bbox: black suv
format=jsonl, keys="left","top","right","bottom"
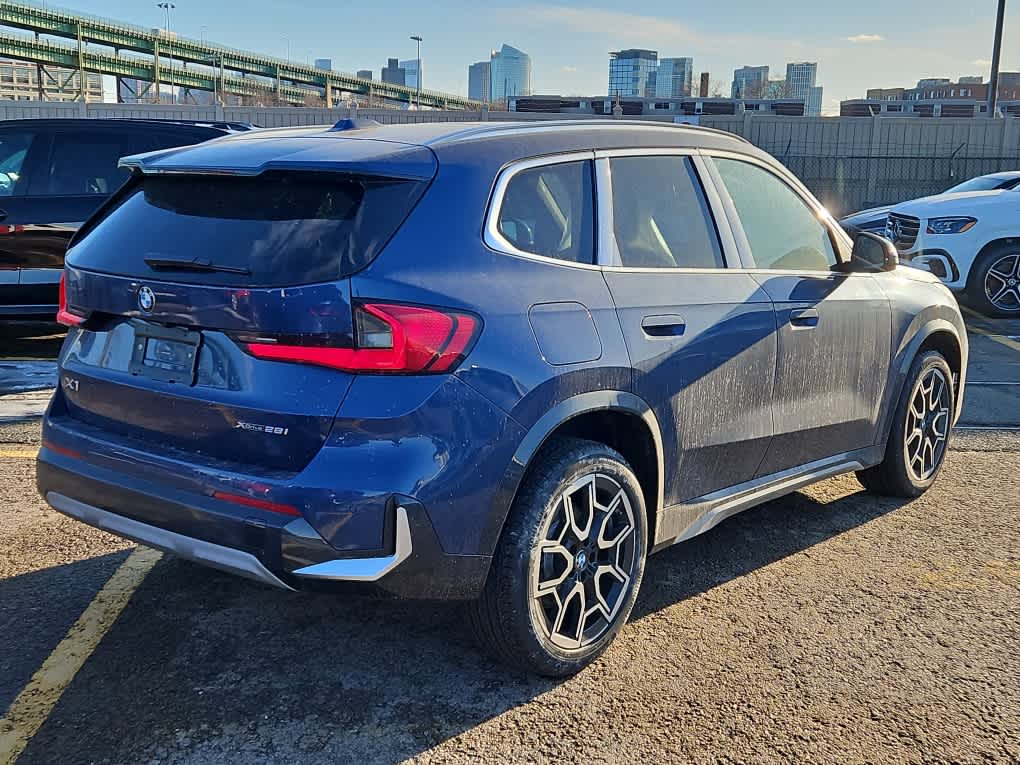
{"left": 0, "top": 118, "right": 249, "bottom": 320}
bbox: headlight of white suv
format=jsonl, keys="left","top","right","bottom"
{"left": 926, "top": 217, "right": 977, "bottom": 234}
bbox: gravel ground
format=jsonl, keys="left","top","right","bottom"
{"left": 2, "top": 419, "right": 1018, "bottom": 765}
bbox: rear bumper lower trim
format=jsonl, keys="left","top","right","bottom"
{"left": 46, "top": 491, "right": 295, "bottom": 591}
{"left": 290, "top": 506, "right": 413, "bottom": 581}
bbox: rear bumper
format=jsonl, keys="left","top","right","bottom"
{"left": 37, "top": 454, "right": 491, "bottom": 599}
{"left": 46, "top": 490, "right": 294, "bottom": 590}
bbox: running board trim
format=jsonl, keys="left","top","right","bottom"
{"left": 653, "top": 447, "right": 880, "bottom": 553}
{"left": 290, "top": 507, "right": 412, "bottom": 582}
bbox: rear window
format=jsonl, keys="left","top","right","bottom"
{"left": 67, "top": 171, "right": 428, "bottom": 287}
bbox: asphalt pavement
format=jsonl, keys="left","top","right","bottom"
{"left": 0, "top": 310, "right": 1018, "bottom": 764}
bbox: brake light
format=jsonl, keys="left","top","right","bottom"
{"left": 56, "top": 272, "right": 84, "bottom": 327}
{"left": 246, "top": 303, "right": 480, "bottom": 374}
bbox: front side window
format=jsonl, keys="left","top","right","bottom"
{"left": 496, "top": 160, "right": 594, "bottom": 264}
{"left": 713, "top": 157, "right": 837, "bottom": 271}
{"left": 610, "top": 155, "right": 723, "bottom": 269}
{"left": 0, "top": 131, "right": 35, "bottom": 197}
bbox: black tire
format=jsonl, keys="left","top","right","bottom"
{"left": 468, "top": 437, "right": 648, "bottom": 676}
{"left": 965, "top": 244, "right": 1020, "bottom": 318}
{"left": 856, "top": 350, "right": 954, "bottom": 497}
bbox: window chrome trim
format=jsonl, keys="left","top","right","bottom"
{"left": 700, "top": 148, "right": 852, "bottom": 273}
{"left": 483, "top": 150, "right": 602, "bottom": 270}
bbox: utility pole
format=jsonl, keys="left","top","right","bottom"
{"left": 987, "top": 0, "right": 1006, "bottom": 117}
{"left": 157, "top": 3, "right": 176, "bottom": 103}
{"left": 410, "top": 35, "right": 422, "bottom": 109}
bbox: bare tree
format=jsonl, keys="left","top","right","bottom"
{"left": 709, "top": 78, "right": 728, "bottom": 97}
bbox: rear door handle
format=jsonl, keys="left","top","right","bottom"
{"left": 789, "top": 308, "right": 819, "bottom": 328}
{"left": 641, "top": 314, "right": 686, "bottom": 337}
{"left": 0, "top": 209, "right": 7, "bottom": 222}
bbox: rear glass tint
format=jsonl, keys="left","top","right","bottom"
{"left": 67, "top": 171, "right": 428, "bottom": 287}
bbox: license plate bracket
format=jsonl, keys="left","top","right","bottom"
{"left": 128, "top": 321, "right": 201, "bottom": 385}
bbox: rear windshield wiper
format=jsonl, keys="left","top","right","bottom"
{"left": 144, "top": 256, "right": 251, "bottom": 276}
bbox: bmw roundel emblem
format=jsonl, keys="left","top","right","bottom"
{"left": 137, "top": 286, "right": 156, "bottom": 313}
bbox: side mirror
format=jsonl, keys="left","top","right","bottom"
{"left": 849, "top": 231, "right": 897, "bottom": 272}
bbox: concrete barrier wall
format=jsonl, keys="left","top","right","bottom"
{"left": 0, "top": 100, "right": 1017, "bottom": 212}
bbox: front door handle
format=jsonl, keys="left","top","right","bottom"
{"left": 641, "top": 314, "right": 686, "bottom": 337}
{"left": 0, "top": 209, "right": 7, "bottom": 222}
{"left": 789, "top": 308, "right": 819, "bottom": 328}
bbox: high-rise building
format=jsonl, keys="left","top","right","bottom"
{"left": 609, "top": 49, "right": 657, "bottom": 97}
{"left": 785, "top": 62, "right": 822, "bottom": 115}
{"left": 399, "top": 59, "right": 421, "bottom": 90}
{"left": 699, "top": 71, "right": 710, "bottom": 98}
{"left": 381, "top": 58, "right": 405, "bottom": 86}
{"left": 314, "top": 58, "right": 332, "bottom": 71}
{"left": 655, "top": 57, "right": 693, "bottom": 98}
{"left": 731, "top": 65, "right": 769, "bottom": 98}
{"left": 490, "top": 44, "right": 531, "bottom": 102}
{"left": 0, "top": 59, "right": 103, "bottom": 102}
{"left": 357, "top": 69, "right": 373, "bottom": 81}
{"left": 468, "top": 60, "right": 490, "bottom": 102}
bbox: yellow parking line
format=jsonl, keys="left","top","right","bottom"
{"left": 960, "top": 305, "right": 1020, "bottom": 353}
{"left": 0, "top": 547, "right": 163, "bottom": 764}
{"left": 0, "top": 450, "right": 38, "bottom": 459}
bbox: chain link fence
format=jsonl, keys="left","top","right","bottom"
{"left": 776, "top": 155, "right": 1020, "bottom": 216}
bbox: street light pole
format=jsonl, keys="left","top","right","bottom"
{"left": 157, "top": 3, "right": 176, "bottom": 103}
{"left": 986, "top": 0, "right": 1006, "bottom": 117}
{"left": 410, "top": 34, "right": 422, "bottom": 109}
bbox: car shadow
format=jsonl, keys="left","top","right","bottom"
{"left": 13, "top": 483, "right": 908, "bottom": 765}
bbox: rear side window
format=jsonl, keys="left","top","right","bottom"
{"left": 67, "top": 172, "right": 428, "bottom": 287}
{"left": 610, "top": 156, "right": 723, "bottom": 269}
{"left": 42, "top": 131, "right": 132, "bottom": 196}
{"left": 496, "top": 160, "right": 594, "bottom": 264}
{"left": 0, "top": 130, "right": 35, "bottom": 197}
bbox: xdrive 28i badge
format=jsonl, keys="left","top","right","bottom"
{"left": 137, "top": 286, "right": 156, "bottom": 313}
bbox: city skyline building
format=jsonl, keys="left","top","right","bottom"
{"left": 0, "top": 59, "right": 102, "bottom": 101}
{"left": 609, "top": 49, "right": 657, "bottom": 98}
{"left": 399, "top": 58, "right": 421, "bottom": 90}
{"left": 381, "top": 57, "right": 405, "bottom": 85}
{"left": 468, "top": 60, "right": 490, "bottom": 102}
{"left": 490, "top": 43, "right": 532, "bottom": 102}
{"left": 655, "top": 57, "right": 693, "bottom": 98}
{"left": 732, "top": 65, "right": 770, "bottom": 98}
{"left": 786, "top": 61, "right": 822, "bottom": 116}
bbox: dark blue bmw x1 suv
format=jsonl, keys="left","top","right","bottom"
{"left": 38, "top": 120, "right": 967, "bottom": 675}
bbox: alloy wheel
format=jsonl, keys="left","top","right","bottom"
{"left": 903, "top": 367, "right": 951, "bottom": 482}
{"left": 984, "top": 253, "right": 1020, "bottom": 312}
{"left": 530, "top": 473, "right": 638, "bottom": 650}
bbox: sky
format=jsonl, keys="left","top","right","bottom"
{"left": 87, "top": 0, "right": 1018, "bottom": 113}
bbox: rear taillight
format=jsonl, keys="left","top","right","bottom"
{"left": 246, "top": 303, "right": 480, "bottom": 374}
{"left": 56, "top": 271, "right": 84, "bottom": 327}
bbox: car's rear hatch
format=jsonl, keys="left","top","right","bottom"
{"left": 56, "top": 132, "right": 436, "bottom": 473}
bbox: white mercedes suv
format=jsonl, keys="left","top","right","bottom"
{"left": 886, "top": 187, "right": 1020, "bottom": 316}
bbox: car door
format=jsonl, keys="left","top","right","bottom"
{"left": 14, "top": 125, "right": 136, "bottom": 311}
{"left": 600, "top": 151, "right": 777, "bottom": 506}
{"left": 0, "top": 125, "right": 47, "bottom": 313}
{"left": 705, "top": 154, "right": 892, "bottom": 476}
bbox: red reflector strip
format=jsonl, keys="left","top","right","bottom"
{"left": 42, "top": 439, "right": 81, "bottom": 460}
{"left": 212, "top": 490, "right": 301, "bottom": 517}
